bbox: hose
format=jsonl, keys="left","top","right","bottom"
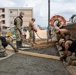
{"left": 35, "top": 32, "right": 46, "bottom": 40}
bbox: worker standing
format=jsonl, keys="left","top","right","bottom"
{"left": 28, "top": 18, "right": 37, "bottom": 45}
{"left": 14, "top": 12, "right": 25, "bottom": 49}
{"left": 59, "top": 39, "right": 76, "bottom": 62}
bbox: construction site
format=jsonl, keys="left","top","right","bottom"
{"left": 0, "top": 0, "right": 76, "bottom": 75}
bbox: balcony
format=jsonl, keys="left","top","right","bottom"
{"left": 0, "top": 18, "right": 5, "bottom": 22}
{"left": 0, "top": 12, "right": 5, "bottom": 16}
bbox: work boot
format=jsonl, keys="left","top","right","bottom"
{"left": 33, "top": 42, "right": 37, "bottom": 44}
{"left": 71, "top": 61, "right": 76, "bottom": 66}
{"left": 14, "top": 48, "right": 18, "bottom": 52}
{"left": 75, "top": 52, "right": 76, "bottom": 57}
{"left": 16, "top": 41, "right": 21, "bottom": 49}
{"left": 70, "top": 56, "right": 76, "bottom": 61}
{"left": 60, "top": 55, "right": 67, "bottom": 62}
{"left": 19, "top": 41, "right": 26, "bottom": 48}
{"left": 67, "top": 60, "right": 72, "bottom": 66}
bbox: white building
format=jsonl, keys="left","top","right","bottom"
{"left": 0, "top": 7, "right": 33, "bottom": 29}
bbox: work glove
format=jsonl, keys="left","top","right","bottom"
{"left": 60, "top": 55, "right": 67, "bottom": 62}
{"left": 33, "top": 27, "right": 37, "bottom": 32}
{"left": 34, "top": 29, "right": 37, "bottom": 32}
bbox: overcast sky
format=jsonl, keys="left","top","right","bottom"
{"left": 0, "top": 0, "right": 76, "bottom": 27}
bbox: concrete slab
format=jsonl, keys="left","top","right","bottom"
{"left": 0, "top": 54, "right": 70, "bottom": 75}
{"left": 0, "top": 51, "right": 15, "bottom": 61}
{"left": 0, "top": 46, "right": 70, "bottom": 75}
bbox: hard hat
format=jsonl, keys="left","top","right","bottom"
{"left": 59, "top": 39, "right": 65, "bottom": 45}
{"left": 6, "top": 32, "right": 12, "bottom": 37}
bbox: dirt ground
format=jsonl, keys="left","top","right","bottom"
{"left": 63, "top": 58, "right": 76, "bottom": 75}
{"left": 66, "top": 65, "right": 76, "bottom": 75}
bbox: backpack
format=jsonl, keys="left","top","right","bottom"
{"left": 14, "top": 16, "right": 23, "bottom": 26}
{"left": 14, "top": 17, "right": 17, "bottom": 25}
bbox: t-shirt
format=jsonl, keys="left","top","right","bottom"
{"left": 68, "top": 40, "right": 76, "bottom": 52}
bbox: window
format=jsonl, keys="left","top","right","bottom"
{"left": 2, "top": 20, "right": 5, "bottom": 24}
{"left": 10, "top": 11, "right": 13, "bottom": 13}
{"left": 2, "top": 9, "right": 5, "bottom": 12}
{"left": 2, "top": 14, "right": 5, "bottom": 18}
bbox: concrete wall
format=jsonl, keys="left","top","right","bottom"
{"left": 64, "top": 23, "right": 76, "bottom": 39}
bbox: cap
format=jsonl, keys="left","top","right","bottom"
{"left": 31, "top": 18, "right": 35, "bottom": 21}
{"left": 20, "top": 12, "right": 24, "bottom": 16}
{"left": 59, "top": 39, "right": 64, "bottom": 45}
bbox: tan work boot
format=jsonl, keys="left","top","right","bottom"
{"left": 14, "top": 49, "right": 18, "bottom": 52}
{"left": 67, "top": 60, "right": 72, "bottom": 66}
{"left": 70, "top": 56, "right": 76, "bottom": 61}
{"left": 71, "top": 61, "right": 76, "bottom": 66}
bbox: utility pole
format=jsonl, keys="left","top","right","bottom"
{"left": 47, "top": 0, "right": 50, "bottom": 43}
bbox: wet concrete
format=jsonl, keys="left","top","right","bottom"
{"left": 0, "top": 46, "right": 70, "bottom": 75}
{"left": 23, "top": 45, "right": 59, "bottom": 56}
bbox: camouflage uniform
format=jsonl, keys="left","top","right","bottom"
{"left": 6, "top": 37, "right": 17, "bottom": 52}
{"left": 14, "top": 17, "right": 23, "bottom": 41}
{"left": 28, "top": 21, "right": 35, "bottom": 43}
{"left": 0, "top": 39, "right": 6, "bottom": 57}
{"left": 14, "top": 16, "right": 23, "bottom": 49}
{"left": 68, "top": 56, "right": 76, "bottom": 66}
{"left": 0, "top": 36, "right": 17, "bottom": 52}
{"left": 0, "top": 40, "right": 5, "bottom": 51}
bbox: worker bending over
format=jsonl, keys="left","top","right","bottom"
{"left": 59, "top": 39, "right": 76, "bottom": 61}
{"left": 56, "top": 28, "right": 72, "bottom": 41}
{"left": 0, "top": 36, "right": 18, "bottom": 52}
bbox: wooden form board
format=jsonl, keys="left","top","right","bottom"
{"left": 6, "top": 49, "right": 60, "bottom": 61}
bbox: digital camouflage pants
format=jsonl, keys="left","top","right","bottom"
{"left": 28, "top": 30, "right": 35, "bottom": 43}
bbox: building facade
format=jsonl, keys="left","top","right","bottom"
{"left": 0, "top": 7, "right": 33, "bottom": 29}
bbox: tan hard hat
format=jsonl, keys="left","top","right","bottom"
{"left": 6, "top": 32, "right": 12, "bottom": 37}
{"left": 59, "top": 39, "right": 65, "bottom": 45}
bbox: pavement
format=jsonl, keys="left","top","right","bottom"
{"left": 0, "top": 44, "right": 71, "bottom": 75}
{"left": 0, "top": 43, "right": 31, "bottom": 61}
{"left": 0, "top": 51, "right": 15, "bottom": 61}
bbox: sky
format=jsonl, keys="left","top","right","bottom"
{"left": 0, "top": 0, "right": 76, "bottom": 27}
